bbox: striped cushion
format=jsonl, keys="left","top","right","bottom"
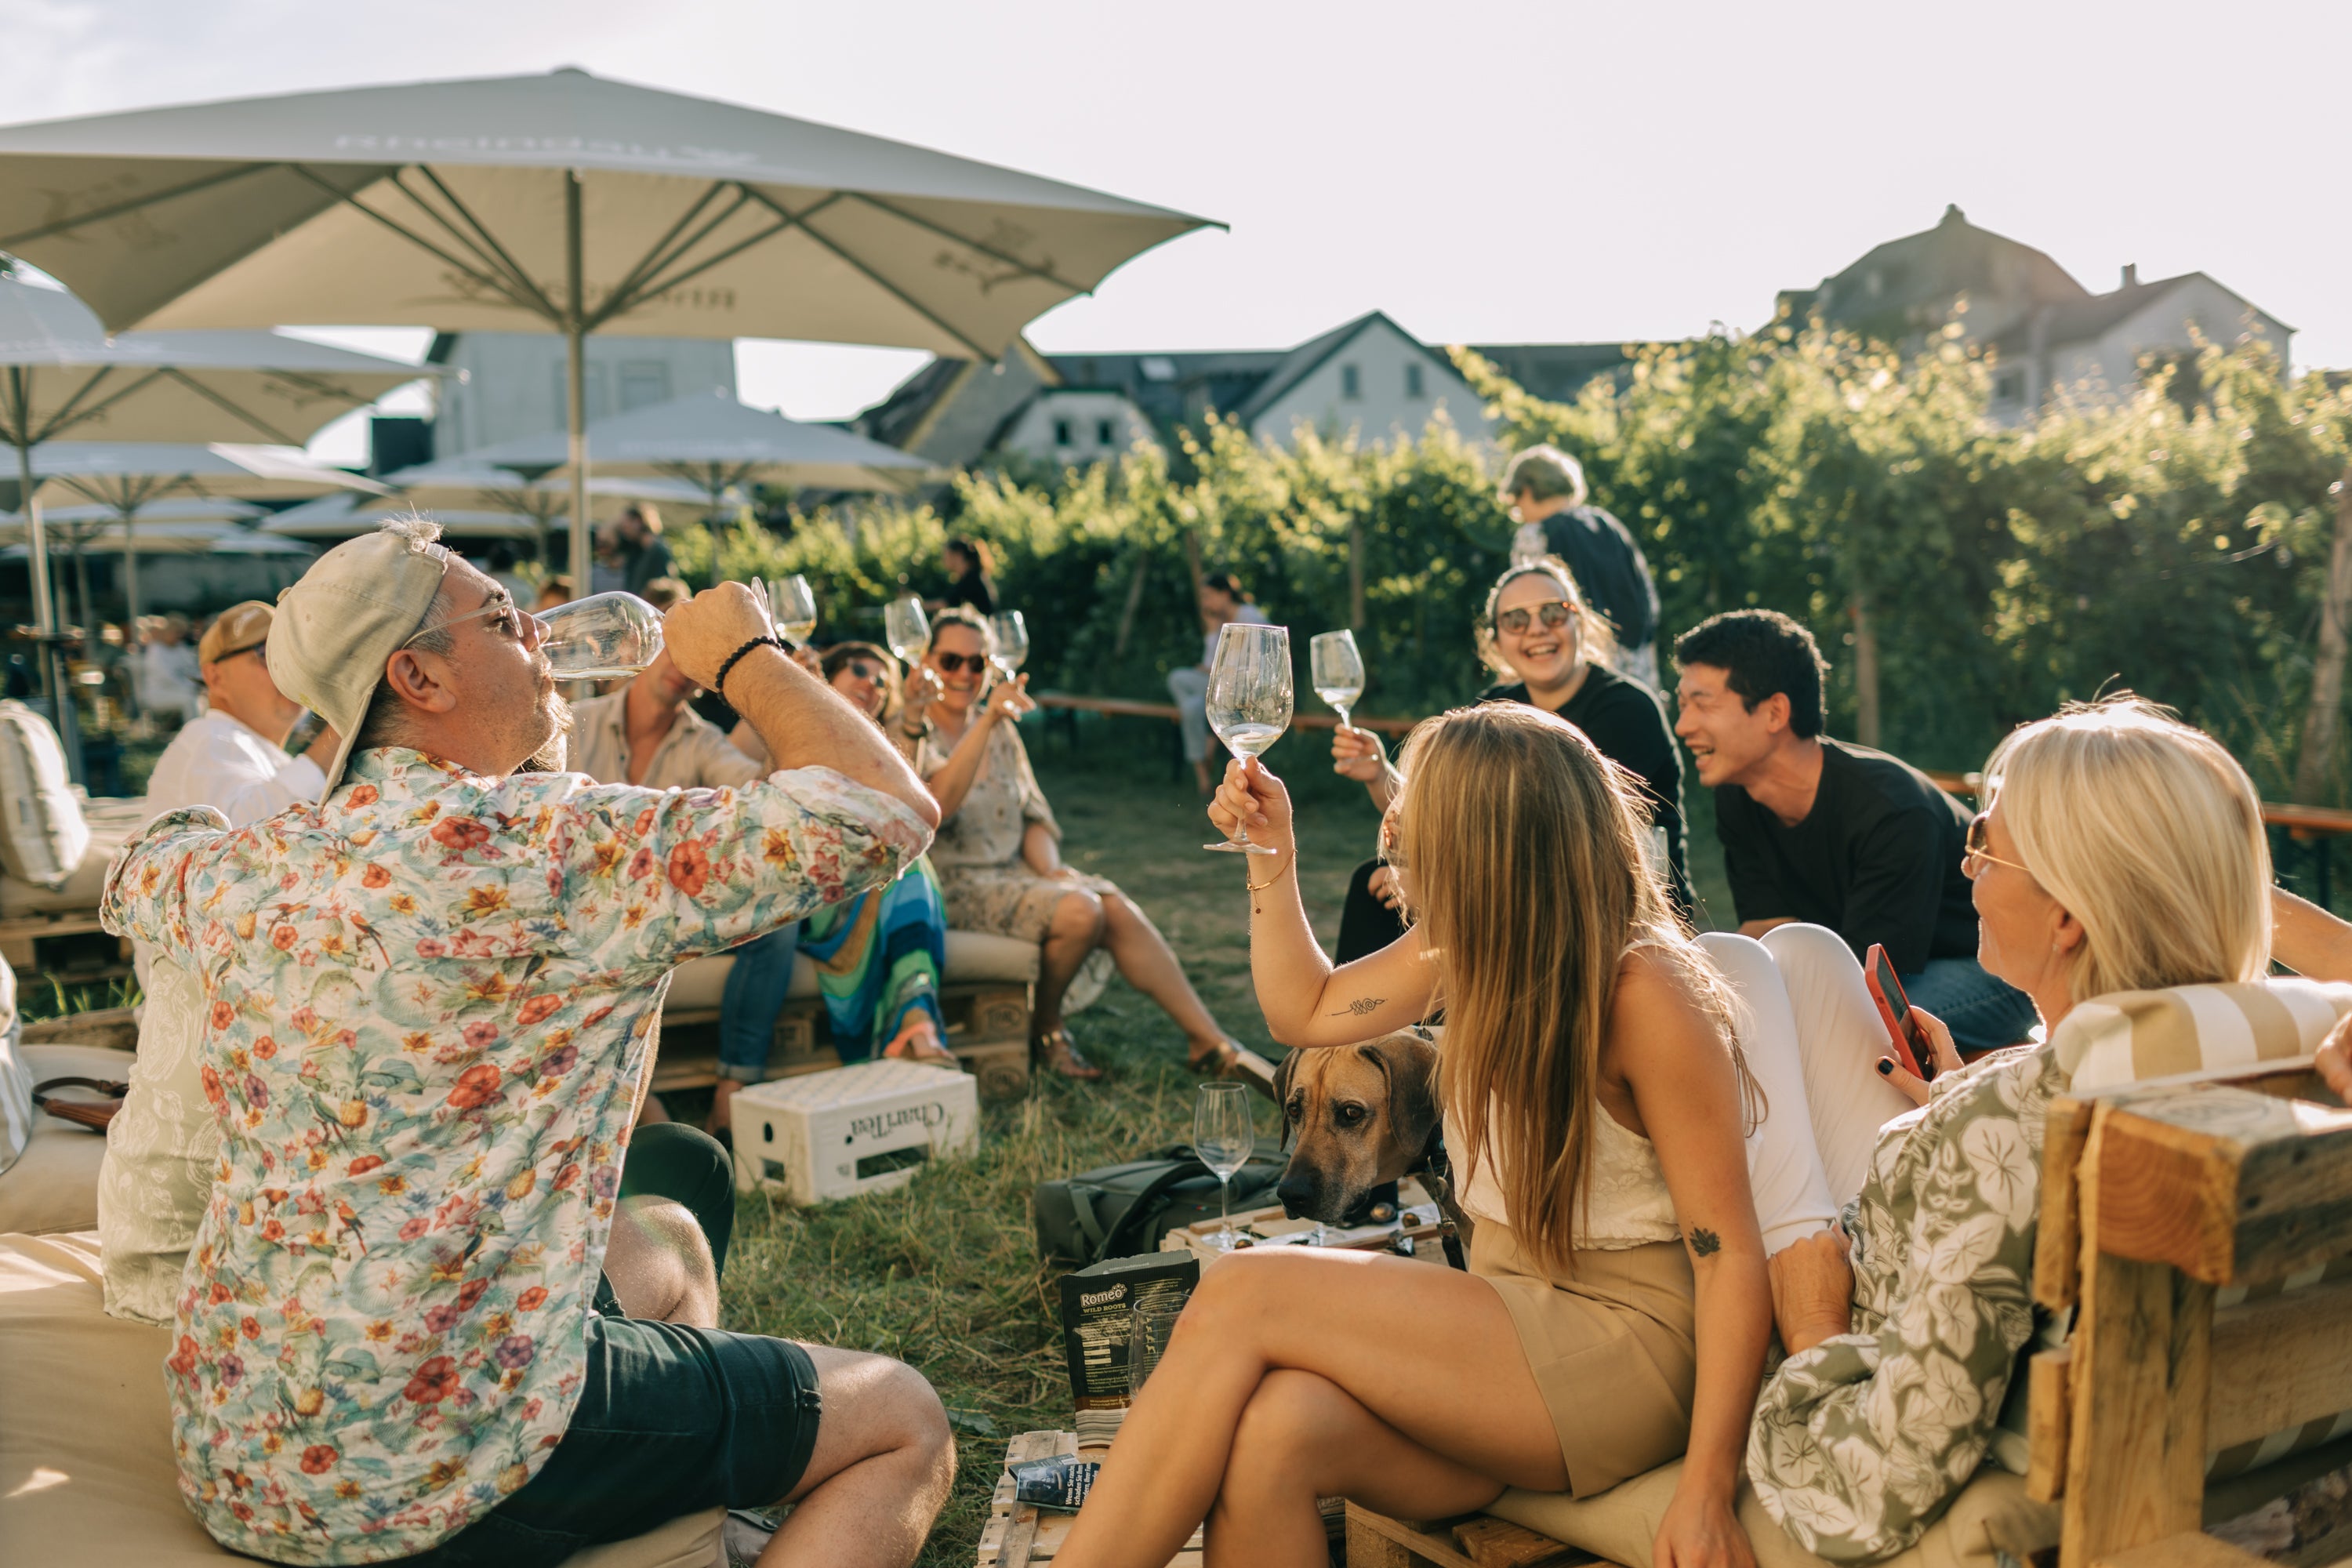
{"left": 2055, "top": 978, "right": 2352, "bottom": 1091}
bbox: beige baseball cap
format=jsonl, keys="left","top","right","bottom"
{"left": 267, "top": 523, "right": 454, "bottom": 796}
{"left": 196, "top": 601, "right": 274, "bottom": 666}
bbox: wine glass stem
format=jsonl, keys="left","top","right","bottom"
{"left": 1218, "top": 1172, "right": 1232, "bottom": 1243}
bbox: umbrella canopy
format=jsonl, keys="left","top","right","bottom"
{"left": 0, "top": 517, "right": 314, "bottom": 556}
{"left": 449, "top": 387, "right": 935, "bottom": 507}
{"left": 383, "top": 462, "right": 702, "bottom": 531}
{"left": 263, "top": 491, "right": 544, "bottom": 543}
{"left": 0, "top": 66, "right": 1217, "bottom": 585}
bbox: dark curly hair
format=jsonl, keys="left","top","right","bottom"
{"left": 1671, "top": 609, "right": 1828, "bottom": 739}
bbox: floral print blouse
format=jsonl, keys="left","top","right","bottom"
{"left": 100, "top": 747, "right": 929, "bottom": 1564}
{"left": 1746, "top": 1041, "right": 2064, "bottom": 1563}
{"left": 916, "top": 717, "right": 1057, "bottom": 871}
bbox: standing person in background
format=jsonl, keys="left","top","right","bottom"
{"left": 1167, "top": 572, "right": 1271, "bottom": 795}
{"left": 1502, "top": 445, "right": 1661, "bottom": 688}
{"left": 1672, "top": 608, "right": 2037, "bottom": 1054}
{"left": 146, "top": 602, "right": 337, "bottom": 824}
{"left": 927, "top": 536, "right": 997, "bottom": 615}
{"left": 532, "top": 575, "right": 574, "bottom": 615}
{"left": 613, "top": 503, "right": 674, "bottom": 597}
{"left": 135, "top": 613, "right": 201, "bottom": 724}
{"left": 1329, "top": 558, "right": 1692, "bottom": 960}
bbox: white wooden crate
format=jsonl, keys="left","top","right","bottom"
{"left": 730, "top": 1059, "right": 978, "bottom": 1203}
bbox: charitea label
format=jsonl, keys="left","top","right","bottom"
{"left": 846, "top": 1102, "right": 950, "bottom": 1143}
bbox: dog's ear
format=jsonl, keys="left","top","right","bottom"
{"left": 1272, "top": 1048, "right": 1301, "bottom": 1152}
{"left": 1384, "top": 1032, "right": 1444, "bottom": 1158}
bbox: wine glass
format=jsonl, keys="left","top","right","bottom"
{"left": 883, "top": 596, "right": 931, "bottom": 667}
{"left": 1192, "top": 1082, "right": 1257, "bottom": 1253}
{"left": 987, "top": 611, "right": 1029, "bottom": 679}
{"left": 1308, "top": 630, "right": 1365, "bottom": 729}
{"left": 535, "top": 591, "right": 666, "bottom": 681}
{"left": 1203, "top": 622, "right": 1291, "bottom": 855}
{"left": 771, "top": 575, "right": 818, "bottom": 648}
{"left": 1128, "top": 1298, "right": 1185, "bottom": 1398}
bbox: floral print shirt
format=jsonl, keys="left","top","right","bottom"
{"left": 1746, "top": 1042, "right": 2064, "bottom": 1563}
{"left": 100, "top": 747, "right": 930, "bottom": 1564}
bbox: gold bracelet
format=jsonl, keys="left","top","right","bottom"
{"left": 1244, "top": 857, "right": 1293, "bottom": 894}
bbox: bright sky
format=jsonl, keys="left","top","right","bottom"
{"left": 6, "top": 0, "right": 2346, "bottom": 463}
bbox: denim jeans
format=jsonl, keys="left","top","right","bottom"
{"left": 1901, "top": 956, "right": 2039, "bottom": 1055}
{"left": 717, "top": 924, "right": 798, "bottom": 1083}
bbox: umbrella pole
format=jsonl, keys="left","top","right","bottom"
{"left": 120, "top": 509, "right": 141, "bottom": 717}
{"left": 14, "top": 434, "right": 84, "bottom": 784}
{"left": 565, "top": 170, "right": 591, "bottom": 596}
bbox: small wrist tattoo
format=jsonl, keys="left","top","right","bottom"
{"left": 1687, "top": 1227, "right": 1722, "bottom": 1258}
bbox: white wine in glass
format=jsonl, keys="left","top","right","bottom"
{"left": 1308, "top": 629, "right": 1366, "bottom": 728}
{"left": 987, "top": 611, "right": 1029, "bottom": 678}
{"left": 1192, "top": 1082, "right": 1257, "bottom": 1253}
{"left": 1203, "top": 622, "right": 1292, "bottom": 855}
{"left": 883, "top": 596, "right": 931, "bottom": 667}
{"left": 771, "top": 575, "right": 818, "bottom": 647}
{"left": 535, "top": 592, "right": 666, "bottom": 681}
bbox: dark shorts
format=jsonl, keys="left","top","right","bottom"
{"left": 401, "top": 1125, "right": 820, "bottom": 1567}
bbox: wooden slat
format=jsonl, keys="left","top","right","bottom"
{"left": 2038, "top": 1096, "right": 2097, "bottom": 1310}
{"left": 1344, "top": 1505, "right": 1483, "bottom": 1568}
{"left": 2209, "top": 1276, "right": 2352, "bottom": 1451}
{"left": 1451, "top": 1515, "right": 1591, "bottom": 1566}
{"left": 2093, "top": 1086, "right": 2352, "bottom": 1286}
{"left": 2062, "top": 1111, "right": 2216, "bottom": 1568}
{"left": 2027, "top": 1344, "right": 2072, "bottom": 1503}
{"left": 1925, "top": 769, "right": 2352, "bottom": 839}
{"left": 2090, "top": 1531, "right": 2274, "bottom": 1568}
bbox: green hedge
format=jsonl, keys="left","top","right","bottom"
{"left": 666, "top": 328, "right": 2352, "bottom": 803}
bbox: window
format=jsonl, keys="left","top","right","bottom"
{"left": 1095, "top": 418, "right": 1116, "bottom": 446}
{"left": 1341, "top": 363, "right": 1362, "bottom": 401}
{"left": 1053, "top": 419, "right": 1073, "bottom": 447}
{"left": 619, "top": 361, "right": 672, "bottom": 412}
{"left": 1405, "top": 363, "right": 1425, "bottom": 398}
{"left": 1140, "top": 356, "right": 1178, "bottom": 382}
{"left": 1993, "top": 369, "right": 2026, "bottom": 403}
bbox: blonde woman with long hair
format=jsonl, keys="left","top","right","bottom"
{"left": 1057, "top": 704, "right": 1771, "bottom": 1568}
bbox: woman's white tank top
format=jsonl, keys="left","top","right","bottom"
{"left": 1446, "top": 1100, "right": 1682, "bottom": 1250}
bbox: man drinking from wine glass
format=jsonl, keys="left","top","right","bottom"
{"left": 100, "top": 517, "right": 955, "bottom": 1568}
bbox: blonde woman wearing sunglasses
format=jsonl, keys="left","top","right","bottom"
{"left": 904, "top": 606, "right": 1255, "bottom": 1083}
{"left": 1330, "top": 557, "right": 1691, "bottom": 961}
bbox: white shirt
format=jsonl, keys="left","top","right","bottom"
{"left": 145, "top": 712, "right": 327, "bottom": 829}
{"left": 1201, "top": 602, "right": 1271, "bottom": 667}
{"left": 136, "top": 642, "right": 201, "bottom": 717}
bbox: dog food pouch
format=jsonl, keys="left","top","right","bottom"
{"left": 1058, "top": 1251, "right": 1199, "bottom": 1411}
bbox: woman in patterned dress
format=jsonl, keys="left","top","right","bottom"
{"left": 900, "top": 607, "right": 1248, "bottom": 1082}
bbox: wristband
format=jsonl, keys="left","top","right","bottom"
{"left": 713, "top": 635, "right": 783, "bottom": 695}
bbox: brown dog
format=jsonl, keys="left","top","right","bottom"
{"left": 1272, "top": 1031, "right": 1461, "bottom": 1242}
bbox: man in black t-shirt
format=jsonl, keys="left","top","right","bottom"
{"left": 1671, "top": 609, "right": 2035, "bottom": 1053}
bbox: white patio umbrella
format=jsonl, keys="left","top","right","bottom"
{"left": 0, "top": 517, "right": 313, "bottom": 556}
{"left": 445, "top": 387, "right": 935, "bottom": 517}
{"left": 0, "top": 67, "right": 1218, "bottom": 598}
{"left": 23, "top": 440, "right": 388, "bottom": 634}
{"left": 0, "top": 268, "right": 430, "bottom": 771}
{"left": 262, "top": 491, "right": 545, "bottom": 543}
{"left": 379, "top": 461, "right": 703, "bottom": 559}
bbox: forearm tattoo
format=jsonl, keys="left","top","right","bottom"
{"left": 1687, "top": 1226, "right": 1722, "bottom": 1258}
{"left": 1328, "top": 996, "right": 1385, "bottom": 1017}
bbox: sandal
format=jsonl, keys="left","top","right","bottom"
{"left": 882, "top": 1017, "right": 960, "bottom": 1069}
{"left": 1034, "top": 1027, "right": 1105, "bottom": 1082}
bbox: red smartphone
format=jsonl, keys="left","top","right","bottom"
{"left": 1864, "top": 943, "right": 1933, "bottom": 1081}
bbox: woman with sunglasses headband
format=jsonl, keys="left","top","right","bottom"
{"left": 905, "top": 606, "right": 1254, "bottom": 1082}
{"left": 1330, "top": 557, "right": 1691, "bottom": 960}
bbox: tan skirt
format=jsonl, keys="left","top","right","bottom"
{"left": 1470, "top": 1221, "right": 1697, "bottom": 1497}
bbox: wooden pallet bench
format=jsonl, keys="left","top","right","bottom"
{"left": 652, "top": 976, "right": 1033, "bottom": 1100}
{"left": 1350, "top": 1058, "right": 2352, "bottom": 1568}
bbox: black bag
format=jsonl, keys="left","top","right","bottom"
{"left": 1034, "top": 1143, "right": 1288, "bottom": 1266}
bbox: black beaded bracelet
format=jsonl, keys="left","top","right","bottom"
{"left": 713, "top": 634, "right": 784, "bottom": 695}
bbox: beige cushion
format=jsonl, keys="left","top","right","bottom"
{"left": 0, "top": 700, "right": 89, "bottom": 890}
{"left": 0, "top": 796, "right": 150, "bottom": 918}
{"left": 0, "top": 1231, "right": 724, "bottom": 1567}
{"left": 1490, "top": 1459, "right": 2057, "bottom": 1568}
{"left": 98, "top": 957, "right": 211, "bottom": 1325}
{"left": 0, "top": 1045, "right": 133, "bottom": 1235}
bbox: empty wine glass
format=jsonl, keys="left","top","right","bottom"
{"left": 771, "top": 575, "right": 818, "bottom": 648}
{"left": 1203, "top": 622, "right": 1291, "bottom": 855}
{"left": 1192, "top": 1082, "right": 1257, "bottom": 1253}
{"left": 988, "top": 610, "right": 1029, "bottom": 679}
{"left": 1309, "top": 630, "right": 1365, "bottom": 729}
{"left": 884, "top": 596, "right": 931, "bottom": 667}
{"left": 535, "top": 591, "right": 666, "bottom": 681}
{"left": 1128, "top": 1297, "right": 1185, "bottom": 1398}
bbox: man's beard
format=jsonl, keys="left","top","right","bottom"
{"left": 513, "top": 680, "right": 572, "bottom": 774}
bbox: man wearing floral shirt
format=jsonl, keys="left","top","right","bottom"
{"left": 102, "top": 519, "right": 952, "bottom": 1568}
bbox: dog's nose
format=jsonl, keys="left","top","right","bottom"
{"left": 1275, "top": 1174, "right": 1319, "bottom": 1220}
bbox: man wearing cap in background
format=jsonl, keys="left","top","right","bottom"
{"left": 143, "top": 601, "right": 339, "bottom": 826}
{"left": 101, "top": 517, "right": 953, "bottom": 1568}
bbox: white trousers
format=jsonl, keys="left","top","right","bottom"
{"left": 1695, "top": 924, "right": 1919, "bottom": 1254}
{"left": 1167, "top": 666, "right": 1210, "bottom": 763}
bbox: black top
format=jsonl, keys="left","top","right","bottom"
{"left": 1481, "top": 666, "right": 1692, "bottom": 916}
{"left": 1713, "top": 738, "right": 1976, "bottom": 975}
{"left": 942, "top": 573, "right": 996, "bottom": 615}
{"left": 1536, "top": 506, "right": 1659, "bottom": 654}
{"left": 622, "top": 536, "right": 676, "bottom": 597}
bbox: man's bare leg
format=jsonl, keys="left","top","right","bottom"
{"left": 764, "top": 1346, "right": 956, "bottom": 1568}
{"left": 602, "top": 1196, "right": 718, "bottom": 1327}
